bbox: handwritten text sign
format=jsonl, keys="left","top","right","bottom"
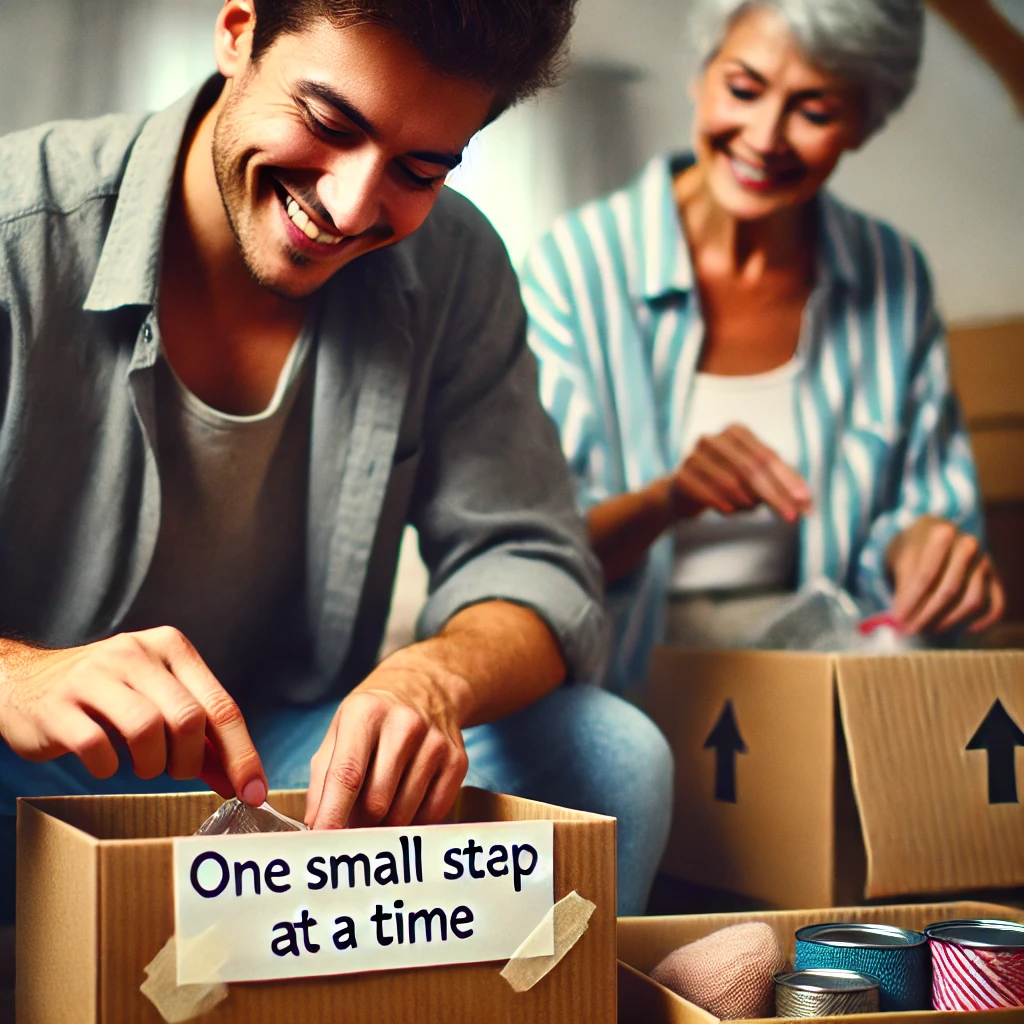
{"left": 173, "top": 820, "right": 554, "bottom": 983}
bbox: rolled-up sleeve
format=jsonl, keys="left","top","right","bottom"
{"left": 409, "top": 209, "right": 606, "bottom": 681}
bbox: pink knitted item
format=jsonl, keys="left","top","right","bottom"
{"left": 650, "top": 922, "right": 787, "bottom": 1020}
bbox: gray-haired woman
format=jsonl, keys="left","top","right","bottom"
{"left": 522, "top": 0, "right": 1004, "bottom": 692}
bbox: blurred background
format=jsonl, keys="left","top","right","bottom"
{"left": 1, "top": 0, "right": 1022, "bottom": 633}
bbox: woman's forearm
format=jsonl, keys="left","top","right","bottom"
{"left": 587, "top": 477, "right": 700, "bottom": 585}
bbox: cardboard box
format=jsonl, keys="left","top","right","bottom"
{"left": 948, "top": 318, "right": 1024, "bottom": 431}
{"left": 947, "top": 318, "right": 1024, "bottom": 504}
{"left": 617, "top": 900, "right": 1024, "bottom": 1024}
{"left": 647, "top": 648, "right": 1024, "bottom": 909}
{"left": 16, "top": 787, "right": 616, "bottom": 1023}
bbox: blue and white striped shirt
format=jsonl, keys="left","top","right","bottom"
{"left": 521, "top": 153, "right": 981, "bottom": 693}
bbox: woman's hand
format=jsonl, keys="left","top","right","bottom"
{"left": 672, "top": 424, "right": 813, "bottom": 521}
{"left": 887, "top": 516, "right": 1006, "bottom": 634}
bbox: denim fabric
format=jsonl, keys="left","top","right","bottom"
{"left": 0, "top": 685, "right": 671, "bottom": 920}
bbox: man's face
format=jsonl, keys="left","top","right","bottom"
{"left": 211, "top": 9, "right": 494, "bottom": 299}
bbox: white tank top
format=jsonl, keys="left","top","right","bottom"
{"left": 670, "top": 358, "right": 803, "bottom": 594}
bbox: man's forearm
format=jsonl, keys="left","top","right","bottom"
{"left": 373, "top": 600, "right": 567, "bottom": 730}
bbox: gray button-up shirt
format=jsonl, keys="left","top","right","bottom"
{"left": 0, "top": 81, "right": 604, "bottom": 702}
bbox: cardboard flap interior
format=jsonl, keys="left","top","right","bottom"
{"left": 618, "top": 961, "right": 718, "bottom": 1024}
{"left": 21, "top": 786, "right": 613, "bottom": 843}
{"left": 21, "top": 791, "right": 225, "bottom": 840}
{"left": 835, "top": 652, "right": 1024, "bottom": 899}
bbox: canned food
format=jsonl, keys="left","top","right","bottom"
{"left": 794, "top": 922, "right": 930, "bottom": 1011}
{"left": 774, "top": 968, "right": 880, "bottom": 1017}
{"left": 926, "top": 919, "right": 1024, "bottom": 1011}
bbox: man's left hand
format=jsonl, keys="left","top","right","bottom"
{"left": 888, "top": 515, "right": 1006, "bottom": 635}
{"left": 303, "top": 651, "right": 471, "bottom": 830}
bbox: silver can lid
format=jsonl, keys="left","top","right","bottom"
{"left": 925, "top": 919, "right": 1024, "bottom": 950}
{"left": 775, "top": 969, "right": 880, "bottom": 994}
{"left": 796, "top": 922, "right": 927, "bottom": 949}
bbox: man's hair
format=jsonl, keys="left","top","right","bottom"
{"left": 250, "top": 0, "right": 579, "bottom": 111}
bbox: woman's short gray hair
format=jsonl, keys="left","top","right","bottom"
{"left": 691, "top": 0, "right": 924, "bottom": 137}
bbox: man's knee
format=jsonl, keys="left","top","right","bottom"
{"left": 609, "top": 699, "right": 674, "bottom": 816}
{"left": 562, "top": 686, "right": 674, "bottom": 816}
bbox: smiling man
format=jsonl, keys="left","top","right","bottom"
{"left": 0, "top": 0, "right": 673, "bottom": 918}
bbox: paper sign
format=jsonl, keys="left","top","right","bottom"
{"left": 173, "top": 820, "right": 554, "bottom": 983}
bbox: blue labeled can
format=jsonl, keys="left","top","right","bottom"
{"left": 795, "top": 922, "right": 931, "bottom": 1011}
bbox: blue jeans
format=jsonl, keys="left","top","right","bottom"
{"left": 0, "top": 684, "right": 671, "bottom": 920}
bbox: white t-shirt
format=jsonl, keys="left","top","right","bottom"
{"left": 121, "top": 317, "right": 316, "bottom": 693}
{"left": 670, "top": 358, "right": 803, "bottom": 594}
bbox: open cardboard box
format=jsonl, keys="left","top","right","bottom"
{"left": 617, "top": 900, "right": 1024, "bottom": 1024}
{"left": 16, "top": 787, "right": 617, "bottom": 1023}
{"left": 647, "top": 648, "right": 1024, "bottom": 908}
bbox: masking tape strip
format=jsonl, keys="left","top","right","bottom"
{"left": 500, "top": 890, "right": 596, "bottom": 993}
{"left": 140, "top": 930, "right": 229, "bottom": 1023}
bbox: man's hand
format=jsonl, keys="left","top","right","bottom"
{"left": 304, "top": 652, "right": 471, "bottom": 831}
{"left": 0, "top": 627, "right": 268, "bottom": 803}
{"left": 303, "top": 600, "right": 566, "bottom": 831}
{"left": 888, "top": 516, "right": 1006, "bottom": 635}
{"left": 673, "top": 424, "right": 813, "bottom": 522}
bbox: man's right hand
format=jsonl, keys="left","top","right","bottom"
{"left": 672, "top": 424, "right": 813, "bottom": 521}
{"left": 0, "top": 627, "right": 267, "bottom": 803}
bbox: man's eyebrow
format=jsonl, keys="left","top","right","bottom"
{"left": 297, "top": 79, "right": 463, "bottom": 170}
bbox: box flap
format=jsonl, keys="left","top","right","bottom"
{"left": 618, "top": 961, "right": 716, "bottom": 1024}
{"left": 969, "top": 428, "right": 1024, "bottom": 502}
{"left": 948, "top": 318, "right": 1024, "bottom": 426}
{"left": 835, "top": 652, "right": 1024, "bottom": 898}
{"left": 16, "top": 800, "right": 99, "bottom": 1024}
{"left": 648, "top": 649, "right": 838, "bottom": 908}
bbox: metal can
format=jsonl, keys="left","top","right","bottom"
{"left": 774, "top": 968, "right": 880, "bottom": 1017}
{"left": 926, "top": 919, "right": 1024, "bottom": 1011}
{"left": 794, "top": 922, "right": 931, "bottom": 1011}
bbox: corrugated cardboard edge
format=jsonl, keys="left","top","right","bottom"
{"left": 834, "top": 651, "right": 1024, "bottom": 899}
{"left": 16, "top": 799, "right": 99, "bottom": 1024}
{"left": 618, "top": 901, "right": 1024, "bottom": 1024}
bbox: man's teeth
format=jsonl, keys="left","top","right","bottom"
{"left": 284, "top": 194, "right": 343, "bottom": 245}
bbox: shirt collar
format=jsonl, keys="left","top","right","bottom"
{"left": 814, "top": 190, "right": 860, "bottom": 295}
{"left": 630, "top": 153, "right": 696, "bottom": 301}
{"left": 84, "top": 76, "right": 223, "bottom": 312}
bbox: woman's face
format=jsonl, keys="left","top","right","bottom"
{"left": 692, "top": 6, "right": 866, "bottom": 220}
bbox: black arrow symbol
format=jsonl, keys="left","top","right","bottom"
{"left": 704, "top": 699, "right": 747, "bottom": 803}
{"left": 966, "top": 699, "right": 1024, "bottom": 804}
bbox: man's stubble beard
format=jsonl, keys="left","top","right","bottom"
{"left": 210, "top": 87, "right": 314, "bottom": 302}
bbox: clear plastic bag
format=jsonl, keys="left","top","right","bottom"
{"left": 194, "top": 798, "right": 307, "bottom": 835}
{"left": 746, "top": 578, "right": 923, "bottom": 653}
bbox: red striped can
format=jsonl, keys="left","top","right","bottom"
{"left": 925, "top": 919, "right": 1024, "bottom": 1011}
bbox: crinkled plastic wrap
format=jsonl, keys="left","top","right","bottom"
{"left": 748, "top": 579, "right": 924, "bottom": 653}
{"left": 195, "top": 798, "right": 307, "bottom": 835}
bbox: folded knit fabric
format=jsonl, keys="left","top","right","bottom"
{"left": 650, "top": 922, "right": 786, "bottom": 1019}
